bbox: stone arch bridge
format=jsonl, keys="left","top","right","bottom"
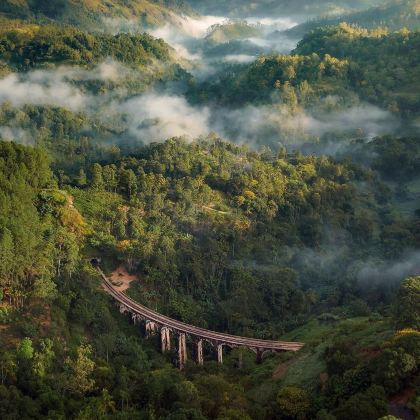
{"left": 97, "top": 266, "right": 304, "bottom": 368}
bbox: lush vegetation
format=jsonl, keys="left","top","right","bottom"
{"left": 205, "top": 21, "right": 262, "bottom": 44}
{"left": 191, "top": 23, "right": 420, "bottom": 117}
{"left": 0, "top": 1, "right": 419, "bottom": 418}
{"left": 287, "top": 0, "right": 420, "bottom": 37}
{"left": 0, "top": 0, "right": 191, "bottom": 29}
{"left": 186, "top": 0, "right": 382, "bottom": 18}
{"left": 64, "top": 138, "right": 418, "bottom": 331}
{"left": 294, "top": 24, "right": 420, "bottom": 116}
{"left": 0, "top": 138, "right": 419, "bottom": 418}
{"left": 0, "top": 21, "right": 174, "bottom": 70}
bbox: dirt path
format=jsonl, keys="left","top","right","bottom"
{"left": 202, "top": 205, "right": 229, "bottom": 215}
{"left": 109, "top": 266, "right": 138, "bottom": 292}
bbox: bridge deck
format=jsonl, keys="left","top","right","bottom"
{"left": 98, "top": 267, "right": 304, "bottom": 352}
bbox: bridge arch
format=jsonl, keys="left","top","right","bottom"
{"left": 97, "top": 266, "right": 304, "bottom": 368}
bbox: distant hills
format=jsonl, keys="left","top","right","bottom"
{"left": 286, "top": 0, "right": 420, "bottom": 37}
{"left": 0, "top": 0, "right": 192, "bottom": 29}
{"left": 205, "top": 21, "right": 262, "bottom": 44}
{"left": 185, "top": 0, "right": 383, "bottom": 19}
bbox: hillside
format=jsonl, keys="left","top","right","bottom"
{"left": 185, "top": 0, "right": 382, "bottom": 19}
{"left": 286, "top": 0, "right": 420, "bottom": 38}
{"left": 189, "top": 24, "right": 420, "bottom": 119}
{"left": 0, "top": 1, "right": 419, "bottom": 419}
{"left": 205, "top": 20, "right": 262, "bottom": 44}
{"left": 0, "top": 20, "right": 174, "bottom": 70}
{"left": 0, "top": 0, "right": 192, "bottom": 29}
{"left": 0, "top": 138, "right": 419, "bottom": 418}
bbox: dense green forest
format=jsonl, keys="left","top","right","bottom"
{"left": 0, "top": 0, "right": 419, "bottom": 418}
{"left": 185, "top": 0, "right": 383, "bottom": 18}
{"left": 286, "top": 0, "right": 419, "bottom": 37}
{"left": 0, "top": 20, "right": 176, "bottom": 69}
{"left": 190, "top": 23, "right": 420, "bottom": 117}
{"left": 0, "top": 0, "right": 191, "bottom": 29}
{"left": 0, "top": 138, "right": 419, "bottom": 418}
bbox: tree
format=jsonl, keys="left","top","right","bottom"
{"left": 33, "top": 339, "right": 54, "bottom": 378}
{"left": 76, "top": 389, "right": 116, "bottom": 419}
{"left": 77, "top": 168, "right": 87, "bottom": 188}
{"left": 276, "top": 386, "right": 311, "bottom": 419}
{"left": 282, "top": 82, "right": 298, "bottom": 112}
{"left": 333, "top": 386, "right": 387, "bottom": 420}
{"left": 119, "top": 168, "right": 137, "bottom": 199}
{"left": 91, "top": 163, "right": 104, "bottom": 191}
{"left": 372, "top": 348, "right": 416, "bottom": 393}
{"left": 0, "top": 351, "right": 16, "bottom": 384}
{"left": 33, "top": 277, "right": 57, "bottom": 300}
{"left": 16, "top": 338, "right": 34, "bottom": 361}
{"left": 103, "top": 164, "right": 118, "bottom": 192}
{"left": 316, "top": 410, "right": 336, "bottom": 420}
{"left": 65, "top": 344, "right": 95, "bottom": 396}
{"left": 395, "top": 276, "right": 420, "bottom": 329}
{"left": 0, "top": 228, "right": 13, "bottom": 289}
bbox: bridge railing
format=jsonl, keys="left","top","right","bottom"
{"left": 97, "top": 266, "right": 304, "bottom": 368}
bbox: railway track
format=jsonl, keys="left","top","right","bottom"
{"left": 98, "top": 266, "right": 304, "bottom": 352}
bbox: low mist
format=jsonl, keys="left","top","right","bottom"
{"left": 0, "top": 62, "right": 401, "bottom": 150}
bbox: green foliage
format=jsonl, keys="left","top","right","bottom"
{"left": 333, "top": 385, "right": 387, "bottom": 420}
{"left": 32, "top": 338, "right": 54, "bottom": 378}
{"left": 191, "top": 24, "right": 420, "bottom": 117}
{"left": 0, "top": 134, "right": 418, "bottom": 417}
{"left": 0, "top": 0, "right": 191, "bottom": 29}
{"left": 275, "top": 386, "right": 311, "bottom": 419}
{"left": 0, "top": 103, "right": 125, "bottom": 173}
{"left": 190, "top": 52, "right": 350, "bottom": 107}
{"left": 16, "top": 337, "right": 34, "bottom": 360}
{"left": 61, "top": 137, "right": 404, "bottom": 335}
{"left": 369, "top": 136, "right": 420, "bottom": 180}
{"left": 289, "top": 0, "right": 420, "bottom": 37}
{"left": 0, "top": 141, "right": 82, "bottom": 307}
{"left": 205, "top": 20, "right": 262, "bottom": 44}
{"left": 0, "top": 3, "right": 419, "bottom": 418}
{"left": 0, "top": 21, "right": 172, "bottom": 70}
{"left": 294, "top": 23, "right": 420, "bottom": 116}
{"left": 186, "top": 0, "right": 380, "bottom": 17}
{"left": 0, "top": 307, "right": 13, "bottom": 324}
{"left": 65, "top": 344, "right": 96, "bottom": 395}
{"left": 395, "top": 276, "right": 420, "bottom": 329}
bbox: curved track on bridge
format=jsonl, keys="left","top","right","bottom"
{"left": 98, "top": 267, "right": 304, "bottom": 352}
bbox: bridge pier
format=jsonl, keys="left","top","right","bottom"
{"left": 132, "top": 313, "right": 141, "bottom": 325}
{"left": 98, "top": 267, "right": 304, "bottom": 370}
{"left": 178, "top": 333, "right": 187, "bottom": 369}
{"left": 256, "top": 348, "right": 263, "bottom": 364}
{"left": 196, "top": 339, "right": 204, "bottom": 365}
{"left": 217, "top": 343, "right": 223, "bottom": 364}
{"left": 145, "top": 320, "right": 157, "bottom": 338}
{"left": 119, "top": 303, "right": 128, "bottom": 314}
{"left": 161, "top": 327, "right": 171, "bottom": 352}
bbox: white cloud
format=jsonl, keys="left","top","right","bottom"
{"left": 0, "top": 71, "right": 89, "bottom": 111}
{"left": 223, "top": 54, "right": 256, "bottom": 63}
{"left": 355, "top": 251, "right": 420, "bottom": 286}
{"left": 0, "top": 126, "right": 32, "bottom": 144}
{"left": 121, "top": 93, "right": 211, "bottom": 141}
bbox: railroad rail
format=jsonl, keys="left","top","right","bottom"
{"left": 97, "top": 266, "right": 304, "bottom": 368}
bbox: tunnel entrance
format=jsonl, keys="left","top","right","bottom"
{"left": 90, "top": 258, "right": 100, "bottom": 267}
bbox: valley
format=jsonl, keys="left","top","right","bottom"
{"left": 0, "top": 0, "right": 419, "bottom": 419}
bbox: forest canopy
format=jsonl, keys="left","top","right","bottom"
{"left": 0, "top": 1, "right": 419, "bottom": 418}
